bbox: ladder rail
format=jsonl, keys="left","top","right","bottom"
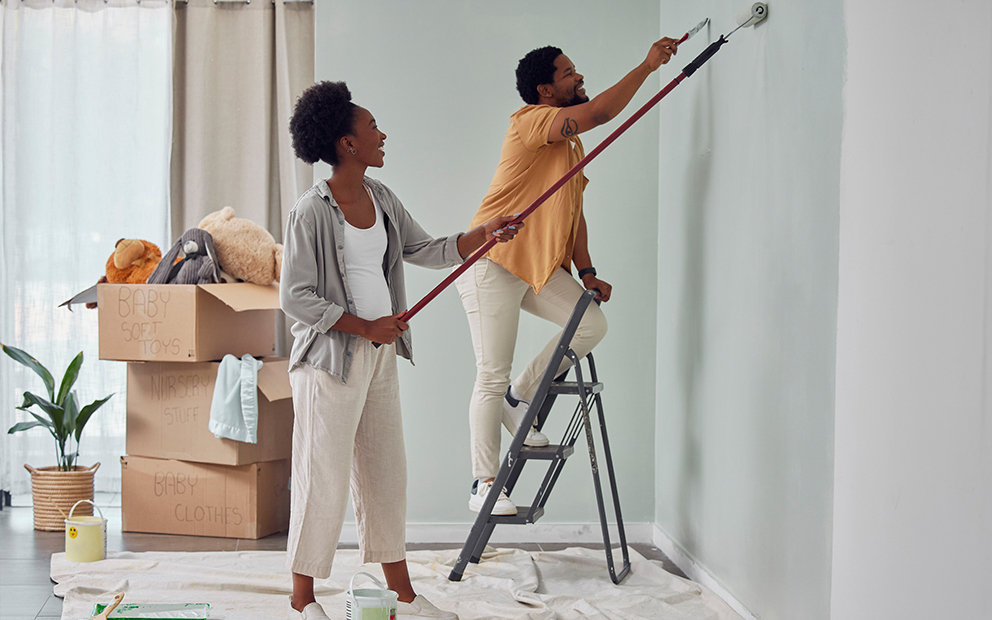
{"left": 568, "top": 351, "right": 631, "bottom": 584}
{"left": 587, "top": 354, "right": 630, "bottom": 579}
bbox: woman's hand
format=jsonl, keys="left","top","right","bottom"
{"left": 362, "top": 312, "right": 409, "bottom": 344}
{"left": 458, "top": 214, "right": 525, "bottom": 257}
{"left": 483, "top": 214, "right": 524, "bottom": 243}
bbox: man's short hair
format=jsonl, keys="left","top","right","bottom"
{"left": 515, "top": 46, "right": 563, "bottom": 105}
{"left": 289, "top": 80, "right": 356, "bottom": 166}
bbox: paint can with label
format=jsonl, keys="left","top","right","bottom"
{"left": 65, "top": 499, "right": 107, "bottom": 562}
{"left": 346, "top": 572, "right": 397, "bottom": 620}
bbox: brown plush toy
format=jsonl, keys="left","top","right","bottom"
{"left": 83, "top": 239, "right": 162, "bottom": 309}
{"left": 68, "top": 239, "right": 162, "bottom": 310}
{"left": 105, "top": 239, "right": 163, "bottom": 284}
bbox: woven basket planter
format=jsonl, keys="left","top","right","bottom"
{"left": 24, "top": 462, "right": 100, "bottom": 531}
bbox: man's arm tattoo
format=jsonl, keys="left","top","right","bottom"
{"left": 561, "top": 117, "right": 578, "bottom": 138}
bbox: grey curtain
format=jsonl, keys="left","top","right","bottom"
{"left": 172, "top": 0, "right": 314, "bottom": 355}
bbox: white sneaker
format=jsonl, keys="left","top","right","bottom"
{"left": 502, "top": 386, "right": 549, "bottom": 447}
{"left": 469, "top": 479, "right": 516, "bottom": 515}
{"left": 287, "top": 598, "right": 330, "bottom": 620}
{"left": 397, "top": 594, "right": 459, "bottom": 619}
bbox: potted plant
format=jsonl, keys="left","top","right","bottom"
{"left": 3, "top": 343, "right": 113, "bottom": 531}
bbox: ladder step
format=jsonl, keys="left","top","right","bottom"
{"left": 518, "top": 444, "right": 574, "bottom": 460}
{"left": 549, "top": 381, "right": 603, "bottom": 395}
{"left": 488, "top": 505, "right": 544, "bottom": 525}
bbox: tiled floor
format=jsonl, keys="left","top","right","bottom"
{"left": 0, "top": 493, "right": 685, "bottom": 619}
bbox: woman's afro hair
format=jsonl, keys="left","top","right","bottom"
{"left": 515, "top": 46, "right": 563, "bottom": 105}
{"left": 289, "top": 81, "right": 357, "bottom": 167}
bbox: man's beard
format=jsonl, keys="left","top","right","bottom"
{"left": 562, "top": 89, "right": 589, "bottom": 108}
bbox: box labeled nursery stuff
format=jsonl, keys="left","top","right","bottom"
{"left": 120, "top": 455, "right": 290, "bottom": 539}
{"left": 97, "top": 283, "right": 280, "bottom": 362}
{"left": 126, "top": 358, "right": 294, "bottom": 466}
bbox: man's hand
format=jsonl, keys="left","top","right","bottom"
{"left": 582, "top": 274, "right": 612, "bottom": 302}
{"left": 363, "top": 312, "right": 409, "bottom": 344}
{"left": 644, "top": 37, "right": 679, "bottom": 72}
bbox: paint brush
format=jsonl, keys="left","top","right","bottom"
{"left": 677, "top": 18, "right": 710, "bottom": 44}
{"left": 89, "top": 592, "right": 124, "bottom": 620}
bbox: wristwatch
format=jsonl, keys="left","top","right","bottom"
{"left": 578, "top": 267, "right": 597, "bottom": 279}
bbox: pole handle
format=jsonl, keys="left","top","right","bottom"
{"left": 682, "top": 36, "right": 726, "bottom": 77}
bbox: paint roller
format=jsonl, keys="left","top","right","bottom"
{"left": 736, "top": 2, "right": 768, "bottom": 29}
{"left": 399, "top": 3, "right": 769, "bottom": 323}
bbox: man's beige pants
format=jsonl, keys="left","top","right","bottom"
{"left": 456, "top": 259, "right": 608, "bottom": 480}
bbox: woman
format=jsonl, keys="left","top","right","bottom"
{"left": 281, "top": 81, "right": 520, "bottom": 620}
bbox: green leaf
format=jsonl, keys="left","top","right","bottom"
{"left": 74, "top": 393, "right": 114, "bottom": 442}
{"left": 18, "top": 391, "right": 37, "bottom": 409}
{"left": 18, "top": 392, "right": 60, "bottom": 417}
{"left": 64, "top": 392, "right": 79, "bottom": 439}
{"left": 56, "top": 352, "right": 84, "bottom": 407}
{"left": 7, "top": 420, "right": 47, "bottom": 433}
{"left": 2, "top": 344, "right": 55, "bottom": 401}
{"left": 18, "top": 392, "right": 65, "bottom": 439}
{"left": 27, "top": 411, "right": 55, "bottom": 432}
{"left": 14, "top": 411, "right": 59, "bottom": 443}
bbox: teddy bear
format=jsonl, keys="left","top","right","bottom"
{"left": 197, "top": 206, "right": 282, "bottom": 286}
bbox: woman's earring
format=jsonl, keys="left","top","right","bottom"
{"left": 348, "top": 147, "right": 357, "bottom": 155}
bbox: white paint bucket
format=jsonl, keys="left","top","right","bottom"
{"left": 346, "top": 571, "right": 398, "bottom": 620}
{"left": 64, "top": 499, "right": 107, "bottom": 562}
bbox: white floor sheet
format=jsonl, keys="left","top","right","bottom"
{"left": 51, "top": 546, "right": 742, "bottom": 620}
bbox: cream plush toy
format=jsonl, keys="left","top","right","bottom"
{"left": 198, "top": 207, "right": 283, "bottom": 285}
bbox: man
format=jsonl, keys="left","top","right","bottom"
{"left": 456, "top": 38, "right": 679, "bottom": 515}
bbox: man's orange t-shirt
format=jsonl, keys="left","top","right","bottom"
{"left": 469, "top": 104, "right": 588, "bottom": 293}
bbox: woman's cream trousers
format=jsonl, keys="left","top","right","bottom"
{"left": 285, "top": 341, "right": 406, "bottom": 579}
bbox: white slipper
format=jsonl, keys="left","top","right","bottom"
{"left": 396, "top": 594, "right": 459, "bottom": 619}
{"left": 287, "top": 598, "right": 331, "bottom": 620}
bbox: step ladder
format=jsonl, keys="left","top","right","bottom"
{"left": 449, "top": 288, "right": 631, "bottom": 585}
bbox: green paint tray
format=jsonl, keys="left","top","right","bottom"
{"left": 90, "top": 602, "right": 210, "bottom": 619}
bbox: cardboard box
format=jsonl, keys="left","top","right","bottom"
{"left": 121, "top": 455, "right": 290, "bottom": 539}
{"left": 97, "top": 283, "right": 280, "bottom": 362}
{"left": 126, "top": 358, "right": 294, "bottom": 465}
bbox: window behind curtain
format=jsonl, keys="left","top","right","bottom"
{"left": 0, "top": 0, "right": 171, "bottom": 494}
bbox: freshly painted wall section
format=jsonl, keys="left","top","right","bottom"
{"left": 313, "top": 1, "right": 662, "bottom": 525}
{"left": 831, "top": 1, "right": 992, "bottom": 618}
{"left": 655, "top": 2, "right": 842, "bottom": 618}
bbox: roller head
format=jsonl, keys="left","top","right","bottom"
{"left": 736, "top": 2, "right": 768, "bottom": 28}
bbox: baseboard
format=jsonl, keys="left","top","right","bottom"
{"left": 652, "top": 525, "right": 758, "bottom": 620}
{"left": 338, "top": 522, "right": 654, "bottom": 545}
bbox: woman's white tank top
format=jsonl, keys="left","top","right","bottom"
{"left": 343, "top": 188, "right": 392, "bottom": 321}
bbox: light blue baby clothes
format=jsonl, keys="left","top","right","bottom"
{"left": 208, "top": 354, "right": 263, "bottom": 443}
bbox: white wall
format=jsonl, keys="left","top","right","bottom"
{"left": 831, "top": 1, "right": 992, "bottom": 618}
{"left": 655, "top": 2, "right": 843, "bottom": 619}
{"left": 313, "top": 1, "right": 662, "bottom": 527}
